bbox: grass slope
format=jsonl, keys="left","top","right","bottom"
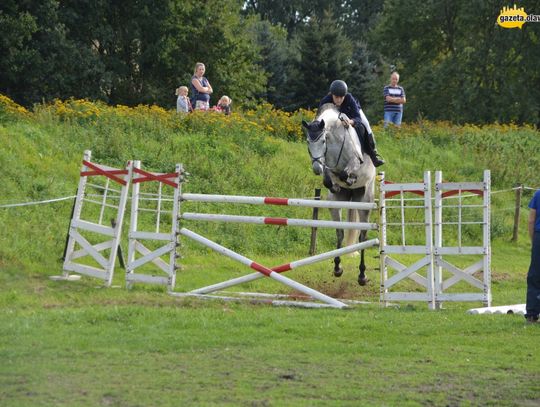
{"left": 1, "top": 106, "right": 539, "bottom": 406}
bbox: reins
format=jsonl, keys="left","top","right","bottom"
{"left": 320, "top": 114, "right": 349, "bottom": 172}
{"left": 307, "top": 109, "right": 357, "bottom": 174}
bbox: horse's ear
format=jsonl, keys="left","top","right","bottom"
{"left": 318, "top": 120, "right": 325, "bottom": 129}
{"left": 302, "top": 120, "right": 309, "bottom": 129}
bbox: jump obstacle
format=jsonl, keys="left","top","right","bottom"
{"left": 52, "top": 151, "right": 132, "bottom": 285}
{"left": 379, "top": 170, "right": 491, "bottom": 309}
{"left": 53, "top": 151, "right": 492, "bottom": 309}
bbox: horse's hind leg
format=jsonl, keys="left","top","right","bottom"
{"left": 334, "top": 228, "right": 344, "bottom": 277}
{"left": 352, "top": 185, "right": 373, "bottom": 286}
{"left": 330, "top": 207, "right": 344, "bottom": 277}
{"left": 358, "top": 229, "right": 369, "bottom": 286}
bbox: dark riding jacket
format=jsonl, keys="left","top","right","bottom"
{"left": 319, "top": 93, "right": 363, "bottom": 128}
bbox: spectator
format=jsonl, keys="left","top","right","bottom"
{"left": 383, "top": 71, "right": 406, "bottom": 127}
{"left": 175, "top": 86, "right": 192, "bottom": 113}
{"left": 214, "top": 95, "right": 232, "bottom": 115}
{"left": 319, "top": 80, "right": 385, "bottom": 167}
{"left": 525, "top": 189, "right": 540, "bottom": 323}
{"left": 190, "top": 62, "right": 213, "bottom": 110}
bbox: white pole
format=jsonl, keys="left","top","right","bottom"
{"left": 191, "top": 238, "right": 379, "bottom": 294}
{"left": 181, "top": 213, "right": 378, "bottom": 230}
{"left": 434, "top": 171, "right": 443, "bottom": 309}
{"left": 379, "top": 171, "right": 388, "bottom": 306}
{"left": 483, "top": 169, "right": 492, "bottom": 306}
{"left": 179, "top": 228, "right": 348, "bottom": 308}
{"left": 156, "top": 181, "right": 162, "bottom": 233}
{"left": 400, "top": 191, "right": 406, "bottom": 246}
{"left": 169, "top": 163, "right": 183, "bottom": 290}
{"left": 105, "top": 160, "right": 132, "bottom": 286}
{"left": 61, "top": 150, "right": 91, "bottom": 279}
{"left": 181, "top": 193, "right": 377, "bottom": 210}
{"left": 458, "top": 189, "right": 462, "bottom": 248}
{"left": 126, "top": 160, "right": 142, "bottom": 288}
{"left": 98, "top": 178, "right": 110, "bottom": 225}
{"left": 424, "top": 171, "right": 435, "bottom": 310}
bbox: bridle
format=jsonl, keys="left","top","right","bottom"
{"left": 307, "top": 126, "right": 327, "bottom": 168}
{"left": 308, "top": 114, "right": 349, "bottom": 172}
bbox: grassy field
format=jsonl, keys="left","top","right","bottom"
{"left": 1, "top": 98, "right": 539, "bottom": 406}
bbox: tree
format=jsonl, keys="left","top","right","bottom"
{"left": 246, "top": 19, "right": 293, "bottom": 108}
{"left": 0, "top": 0, "right": 104, "bottom": 106}
{"left": 160, "top": 1, "right": 267, "bottom": 108}
{"left": 244, "top": 1, "right": 382, "bottom": 110}
{"left": 369, "top": 0, "right": 540, "bottom": 124}
{"left": 290, "top": 11, "right": 354, "bottom": 110}
{"left": 1, "top": 0, "right": 266, "bottom": 108}
{"left": 243, "top": 0, "right": 340, "bottom": 38}
{"left": 338, "top": 0, "right": 384, "bottom": 37}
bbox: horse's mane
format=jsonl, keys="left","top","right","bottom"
{"left": 316, "top": 103, "right": 342, "bottom": 127}
{"left": 316, "top": 102, "right": 338, "bottom": 118}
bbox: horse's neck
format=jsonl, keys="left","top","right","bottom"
{"left": 318, "top": 105, "right": 339, "bottom": 124}
{"left": 318, "top": 105, "right": 374, "bottom": 189}
{"left": 321, "top": 111, "right": 354, "bottom": 147}
{"left": 324, "top": 112, "right": 365, "bottom": 168}
{"left": 316, "top": 105, "right": 360, "bottom": 152}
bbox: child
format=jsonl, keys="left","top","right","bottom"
{"left": 214, "top": 95, "right": 232, "bottom": 115}
{"left": 175, "top": 86, "right": 192, "bottom": 113}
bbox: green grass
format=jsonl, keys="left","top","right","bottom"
{"left": 1, "top": 300, "right": 538, "bottom": 406}
{"left": 1, "top": 107, "right": 540, "bottom": 405}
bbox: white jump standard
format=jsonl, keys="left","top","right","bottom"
{"left": 126, "top": 161, "right": 183, "bottom": 290}
{"left": 52, "top": 150, "right": 132, "bottom": 286}
{"left": 379, "top": 171, "right": 435, "bottom": 308}
{"left": 433, "top": 170, "right": 492, "bottom": 307}
{"left": 379, "top": 170, "right": 492, "bottom": 309}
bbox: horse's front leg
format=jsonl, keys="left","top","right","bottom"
{"left": 323, "top": 168, "right": 341, "bottom": 193}
{"left": 358, "top": 229, "right": 369, "bottom": 285}
{"left": 338, "top": 158, "right": 361, "bottom": 186}
{"left": 334, "top": 227, "right": 344, "bottom": 277}
{"left": 330, "top": 208, "right": 344, "bottom": 277}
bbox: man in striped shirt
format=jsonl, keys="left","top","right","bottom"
{"left": 383, "top": 72, "right": 406, "bottom": 127}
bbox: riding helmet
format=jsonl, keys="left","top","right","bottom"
{"left": 329, "top": 80, "right": 348, "bottom": 97}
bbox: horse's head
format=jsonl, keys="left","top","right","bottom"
{"left": 302, "top": 119, "right": 327, "bottom": 175}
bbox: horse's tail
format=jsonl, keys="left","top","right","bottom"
{"left": 344, "top": 209, "right": 360, "bottom": 247}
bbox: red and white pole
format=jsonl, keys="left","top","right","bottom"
{"left": 191, "top": 238, "right": 379, "bottom": 295}
{"left": 181, "top": 193, "right": 377, "bottom": 210}
{"left": 181, "top": 213, "right": 378, "bottom": 231}
{"left": 179, "top": 228, "right": 348, "bottom": 308}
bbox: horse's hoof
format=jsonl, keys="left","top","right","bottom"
{"left": 334, "top": 268, "right": 343, "bottom": 277}
{"left": 358, "top": 276, "right": 369, "bottom": 286}
{"left": 338, "top": 170, "right": 348, "bottom": 182}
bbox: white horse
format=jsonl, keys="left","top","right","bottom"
{"left": 302, "top": 103, "right": 376, "bottom": 285}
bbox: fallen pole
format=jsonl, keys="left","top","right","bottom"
{"left": 191, "top": 238, "right": 379, "bottom": 295}
{"left": 179, "top": 228, "right": 348, "bottom": 308}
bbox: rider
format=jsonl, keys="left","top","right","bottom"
{"left": 319, "top": 80, "right": 385, "bottom": 167}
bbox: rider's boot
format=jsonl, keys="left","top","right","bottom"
{"left": 366, "top": 132, "right": 385, "bottom": 167}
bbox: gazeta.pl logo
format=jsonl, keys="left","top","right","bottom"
{"left": 498, "top": 4, "right": 540, "bottom": 28}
